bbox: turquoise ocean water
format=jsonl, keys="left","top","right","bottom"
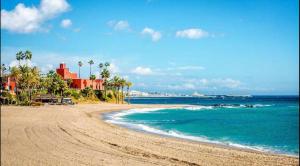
{"left": 104, "top": 96, "right": 299, "bottom": 156}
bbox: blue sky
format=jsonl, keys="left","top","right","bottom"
{"left": 1, "top": 0, "right": 299, "bottom": 95}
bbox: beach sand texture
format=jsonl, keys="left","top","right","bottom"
{"left": 1, "top": 104, "right": 299, "bottom": 166}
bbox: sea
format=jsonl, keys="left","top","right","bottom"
{"left": 104, "top": 95, "right": 299, "bottom": 156}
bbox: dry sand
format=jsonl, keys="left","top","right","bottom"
{"left": 1, "top": 103, "right": 299, "bottom": 166}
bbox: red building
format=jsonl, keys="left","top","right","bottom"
{"left": 2, "top": 77, "right": 16, "bottom": 94}
{"left": 2, "top": 63, "right": 103, "bottom": 93}
{"left": 56, "top": 63, "right": 104, "bottom": 90}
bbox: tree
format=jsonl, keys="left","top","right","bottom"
{"left": 78, "top": 61, "right": 83, "bottom": 78}
{"left": 1, "top": 64, "right": 7, "bottom": 77}
{"left": 98, "top": 63, "right": 103, "bottom": 80}
{"left": 126, "top": 81, "right": 132, "bottom": 104}
{"left": 119, "top": 78, "right": 126, "bottom": 104}
{"left": 9, "top": 66, "right": 21, "bottom": 97}
{"left": 11, "top": 51, "right": 39, "bottom": 103}
{"left": 104, "top": 62, "right": 110, "bottom": 68}
{"left": 10, "top": 62, "right": 41, "bottom": 103}
{"left": 16, "top": 51, "right": 23, "bottom": 66}
{"left": 23, "top": 50, "right": 32, "bottom": 66}
{"left": 112, "top": 76, "right": 121, "bottom": 104}
{"left": 45, "top": 70, "right": 67, "bottom": 96}
{"left": 1, "top": 64, "right": 8, "bottom": 91}
{"left": 101, "top": 68, "right": 110, "bottom": 98}
{"left": 90, "top": 74, "right": 96, "bottom": 89}
{"left": 66, "top": 78, "right": 73, "bottom": 88}
{"left": 88, "top": 60, "right": 94, "bottom": 78}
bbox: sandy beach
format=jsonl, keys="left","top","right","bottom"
{"left": 1, "top": 103, "right": 298, "bottom": 166}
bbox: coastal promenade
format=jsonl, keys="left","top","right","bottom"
{"left": 1, "top": 104, "right": 298, "bottom": 166}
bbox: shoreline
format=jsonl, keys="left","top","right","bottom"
{"left": 101, "top": 106, "right": 298, "bottom": 158}
{"left": 1, "top": 104, "right": 299, "bottom": 165}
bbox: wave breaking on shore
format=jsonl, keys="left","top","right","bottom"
{"left": 104, "top": 106, "right": 297, "bottom": 157}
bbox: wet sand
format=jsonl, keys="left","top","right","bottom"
{"left": 1, "top": 103, "right": 299, "bottom": 165}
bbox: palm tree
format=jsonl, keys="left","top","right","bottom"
{"left": 119, "top": 78, "right": 126, "bottom": 104}
{"left": 98, "top": 63, "right": 103, "bottom": 79}
{"left": 1, "top": 64, "right": 6, "bottom": 77}
{"left": 24, "top": 50, "right": 32, "bottom": 66}
{"left": 9, "top": 67, "right": 21, "bottom": 99}
{"left": 112, "top": 76, "right": 120, "bottom": 103}
{"left": 104, "top": 62, "right": 110, "bottom": 68}
{"left": 126, "top": 81, "right": 132, "bottom": 104}
{"left": 101, "top": 68, "right": 110, "bottom": 98}
{"left": 90, "top": 74, "right": 96, "bottom": 89}
{"left": 28, "top": 66, "right": 40, "bottom": 100}
{"left": 16, "top": 51, "right": 23, "bottom": 66}
{"left": 78, "top": 61, "right": 83, "bottom": 78}
{"left": 88, "top": 60, "right": 94, "bottom": 78}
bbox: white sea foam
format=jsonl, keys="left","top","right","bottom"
{"left": 110, "top": 108, "right": 168, "bottom": 120}
{"left": 222, "top": 106, "right": 237, "bottom": 108}
{"left": 253, "top": 104, "right": 272, "bottom": 107}
{"left": 184, "top": 106, "right": 214, "bottom": 110}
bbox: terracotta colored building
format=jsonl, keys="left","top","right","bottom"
{"left": 56, "top": 63, "right": 104, "bottom": 90}
{"left": 2, "top": 77, "right": 16, "bottom": 94}
{"left": 2, "top": 63, "right": 103, "bottom": 93}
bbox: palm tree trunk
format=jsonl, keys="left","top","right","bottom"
{"left": 127, "top": 87, "right": 130, "bottom": 104}
{"left": 89, "top": 65, "right": 91, "bottom": 78}
{"left": 79, "top": 67, "right": 81, "bottom": 78}
{"left": 121, "top": 87, "right": 124, "bottom": 104}
{"left": 117, "top": 87, "right": 119, "bottom": 104}
{"left": 104, "top": 79, "right": 106, "bottom": 97}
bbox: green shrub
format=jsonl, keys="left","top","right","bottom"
{"left": 107, "top": 92, "right": 113, "bottom": 99}
{"left": 18, "top": 92, "right": 30, "bottom": 104}
{"left": 80, "top": 87, "right": 94, "bottom": 97}
{"left": 63, "top": 89, "right": 72, "bottom": 97}
{"left": 70, "top": 89, "right": 81, "bottom": 99}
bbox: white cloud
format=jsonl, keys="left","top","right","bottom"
{"left": 107, "top": 20, "right": 130, "bottom": 31}
{"left": 108, "top": 63, "right": 120, "bottom": 74}
{"left": 1, "top": 0, "right": 70, "bottom": 33}
{"left": 60, "top": 19, "right": 72, "bottom": 28}
{"left": 131, "top": 66, "right": 154, "bottom": 75}
{"left": 9, "top": 60, "right": 36, "bottom": 68}
{"left": 141, "top": 27, "right": 161, "bottom": 41}
{"left": 40, "top": 0, "right": 69, "bottom": 17}
{"left": 176, "top": 28, "right": 209, "bottom": 39}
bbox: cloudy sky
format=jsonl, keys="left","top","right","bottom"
{"left": 1, "top": 0, "right": 299, "bottom": 95}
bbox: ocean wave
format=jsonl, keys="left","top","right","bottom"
{"left": 106, "top": 119, "right": 297, "bottom": 156}
{"left": 184, "top": 106, "right": 214, "bottom": 110}
{"left": 107, "top": 107, "right": 171, "bottom": 120}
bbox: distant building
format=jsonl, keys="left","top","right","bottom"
{"left": 56, "top": 63, "right": 104, "bottom": 90}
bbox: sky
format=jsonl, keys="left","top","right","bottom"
{"left": 1, "top": 0, "right": 299, "bottom": 95}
